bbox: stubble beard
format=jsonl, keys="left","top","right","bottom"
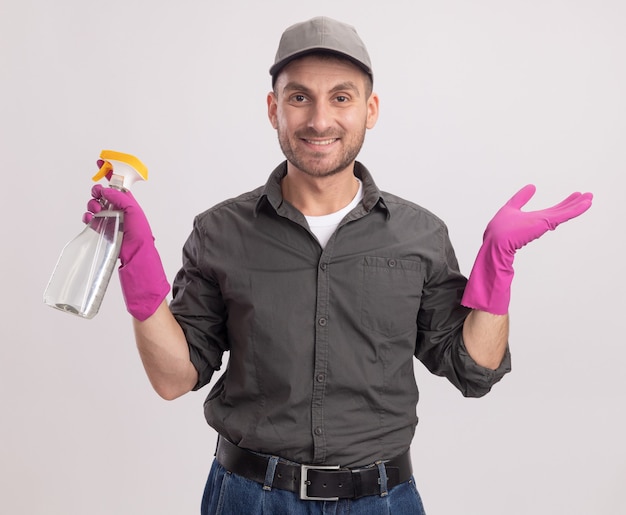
{"left": 277, "top": 125, "right": 367, "bottom": 178}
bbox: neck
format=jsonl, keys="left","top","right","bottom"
{"left": 282, "top": 163, "right": 360, "bottom": 216}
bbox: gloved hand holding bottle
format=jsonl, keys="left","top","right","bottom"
{"left": 84, "top": 163, "right": 170, "bottom": 321}
{"left": 461, "top": 184, "right": 593, "bottom": 315}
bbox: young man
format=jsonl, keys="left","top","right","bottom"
{"left": 86, "top": 16, "right": 593, "bottom": 514}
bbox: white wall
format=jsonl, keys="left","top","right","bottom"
{"left": 1, "top": 1, "right": 623, "bottom": 514}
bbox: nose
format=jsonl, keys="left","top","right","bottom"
{"left": 307, "top": 101, "right": 333, "bottom": 133}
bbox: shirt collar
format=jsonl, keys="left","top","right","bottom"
{"left": 255, "top": 161, "right": 389, "bottom": 219}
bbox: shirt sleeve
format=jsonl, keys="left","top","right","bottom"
{"left": 414, "top": 224, "right": 512, "bottom": 397}
{"left": 169, "top": 216, "right": 230, "bottom": 390}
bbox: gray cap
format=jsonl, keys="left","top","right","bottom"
{"left": 270, "top": 17, "right": 373, "bottom": 83}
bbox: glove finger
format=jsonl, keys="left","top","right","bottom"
{"left": 91, "top": 183, "right": 105, "bottom": 199}
{"left": 534, "top": 190, "right": 593, "bottom": 215}
{"left": 87, "top": 198, "right": 103, "bottom": 214}
{"left": 533, "top": 193, "right": 584, "bottom": 228}
{"left": 506, "top": 184, "right": 536, "bottom": 210}
{"left": 92, "top": 184, "right": 137, "bottom": 209}
{"left": 542, "top": 194, "right": 593, "bottom": 228}
{"left": 543, "top": 191, "right": 584, "bottom": 212}
{"left": 542, "top": 192, "right": 593, "bottom": 218}
{"left": 82, "top": 212, "right": 94, "bottom": 224}
{"left": 96, "top": 159, "right": 114, "bottom": 181}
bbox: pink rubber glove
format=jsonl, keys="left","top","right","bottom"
{"left": 461, "top": 184, "right": 593, "bottom": 315}
{"left": 84, "top": 184, "right": 170, "bottom": 321}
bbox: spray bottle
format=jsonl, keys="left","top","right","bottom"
{"left": 43, "top": 150, "right": 148, "bottom": 319}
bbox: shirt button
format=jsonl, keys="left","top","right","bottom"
{"left": 316, "top": 373, "right": 325, "bottom": 383}
{"left": 320, "top": 263, "right": 328, "bottom": 271}
{"left": 318, "top": 317, "right": 327, "bottom": 326}
{"left": 314, "top": 427, "right": 323, "bottom": 436}
{"left": 388, "top": 259, "right": 397, "bottom": 267}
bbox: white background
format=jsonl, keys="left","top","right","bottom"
{"left": 1, "top": 1, "right": 624, "bottom": 514}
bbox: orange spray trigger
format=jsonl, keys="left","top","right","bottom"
{"left": 92, "top": 161, "right": 113, "bottom": 182}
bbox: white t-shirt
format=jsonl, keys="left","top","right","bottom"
{"left": 305, "top": 179, "right": 364, "bottom": 248}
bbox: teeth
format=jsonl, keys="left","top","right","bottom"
{"left": 306, "top": 139, "right": 336, "bottom": 146}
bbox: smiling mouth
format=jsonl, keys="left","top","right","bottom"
{"left": 303, "top": 138, "right": 338, "bottom": 146}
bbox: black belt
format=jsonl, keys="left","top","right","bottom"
{"left": 215, "top": 436, "right": 412, "bottom": 501}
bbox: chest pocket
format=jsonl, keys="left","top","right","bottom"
{"left": 360, "top": 256, "right": 424, "bottom": 338}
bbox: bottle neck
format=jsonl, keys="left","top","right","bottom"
{"left": 109, "top": 173, "right": 126, "bottom": 191}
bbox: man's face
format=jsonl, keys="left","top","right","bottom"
{"left": 268, "top": 55, "right": 379, "bottom": 178}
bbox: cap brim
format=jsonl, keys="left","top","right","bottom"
{"left": 270, "top": 47, "right": 373, "bottom": 79}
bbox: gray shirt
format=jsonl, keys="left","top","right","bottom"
{"left": 169, "top": 161, "right": 511, "bottom": 467}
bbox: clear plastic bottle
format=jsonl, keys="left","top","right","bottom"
{"left": 43, "top": 151, "right": 148, "bottom": 319}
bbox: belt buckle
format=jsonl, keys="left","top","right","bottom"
{"left": 300, "top": 464, "right": 340, "bottom": 501}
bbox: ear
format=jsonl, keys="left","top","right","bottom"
{"left": 365, "top": 92, "right": 380, "bottom": 130}
{"left": 267, "top": 91, "right": 278, "bottom": 129}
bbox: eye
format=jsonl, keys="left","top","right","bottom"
{"left": 335, "top": 95, "right": 349, "bottom": 103}
{"left": 291, "top": 94, "right": 308, "bottom": 103}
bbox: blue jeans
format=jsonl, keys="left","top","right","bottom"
{"left": 201, "top": 460, "right": 427, "bottom": 515}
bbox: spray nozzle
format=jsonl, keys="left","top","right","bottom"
{"left": 92, "top": 150, "right": 148, "bottom": 191}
